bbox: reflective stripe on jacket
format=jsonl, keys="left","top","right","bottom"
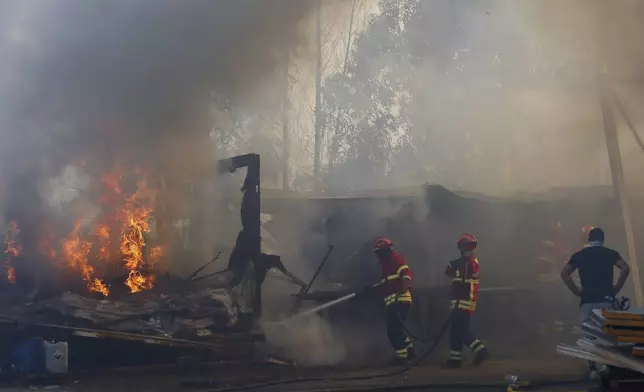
{"left": 377, "top": 251, "right": 413, "bottom": 306}
{"left": 448, "top": 255, "right": 479, "bottom": 313}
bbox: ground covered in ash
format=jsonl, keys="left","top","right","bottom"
{"left": 0, "top": 356, "right": 590, "bottom": 392}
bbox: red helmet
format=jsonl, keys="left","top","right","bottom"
{"left": 457, "top": 233, "right": 477, "bottom": 251}
{"left": 373, "top": 237, "right": 393, "bottom": 252}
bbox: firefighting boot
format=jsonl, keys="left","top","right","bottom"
{"left": 473, "top": 347, "right": 490, "bottom": 366}
{"left": 404, "top": 337, "right": 417, "bottom": 361}
{"left": 444, "top": 350, "right": 462, "bottom": 368}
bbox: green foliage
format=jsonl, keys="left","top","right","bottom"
{"left": 321, "top": 0, "right": 521, "bottom": 191}
{"left": 323, "top": 0, "right": 419, "bottom": 190}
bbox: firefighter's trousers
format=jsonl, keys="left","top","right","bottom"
{"left": 386, "top": 302, "right": 414, "bottom": 359}
{"left": 448, "top": 310, "right": 485, "bottom": 362}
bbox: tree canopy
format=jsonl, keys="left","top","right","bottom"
{"left": 320, "top": 0, "right": 644, "bottom": 194}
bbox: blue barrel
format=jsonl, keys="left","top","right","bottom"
{"left": 13, "top": 338, "right": 46, "bottom": 374}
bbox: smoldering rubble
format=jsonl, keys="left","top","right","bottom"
{"left": 0, "top": 0, "right": 327, "bottom": 362}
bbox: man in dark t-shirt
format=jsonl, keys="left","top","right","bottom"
{"left": 561, "top": 227, "right": 630, "bottom": 322}
{"left": 560, "top": 227, "right": 630, "bottom": 379}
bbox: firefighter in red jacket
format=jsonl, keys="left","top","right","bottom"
{"left": 370, "top": 237, "right": 417, "bottom": 364}
{"left": 444, "top": 233, "right": 490, "bottom": 368}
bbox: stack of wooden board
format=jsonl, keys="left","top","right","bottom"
{"left": 557, "top": 308, "right": 644, "bottom": 374}
{"left": 603, "top": 308, "right": 644, "bottom": 357}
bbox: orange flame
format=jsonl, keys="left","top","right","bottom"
{"left": 95, "top": 223, "right": 111, "bottom": 261}
{"left": 116, "top": 176, "right": 159, "bottom": 293}
{"left": 4, "top": 221, "right": 21, "bottom": 284}
{"left": 62, "top": 221, "right": 109, "bottom": 297}
{"left": 126, "top": 270, "right": 154, "bottom": 293}
{"left": 7, "top": 267, "right": 15, "bottom": 284}
{"left": 120, "top": 201, "right": 155, "bottom": 293}
{"left": 5, "top": 241, "right": 20, "bottom": 257}
{"left": 17, "top": 165, "right": 164, "bottom": 296}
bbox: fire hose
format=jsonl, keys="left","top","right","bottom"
{"left": 279, "top": 288, "right": 441, "bottom": 340}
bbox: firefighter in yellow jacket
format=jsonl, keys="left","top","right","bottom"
{"left": 444, "top": 233, "right": 490, "bottom": 368}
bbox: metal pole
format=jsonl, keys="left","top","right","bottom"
{"left": 329, "top": 0, "right": 357, "bottom": 172}
{"left": 289, "top": 244, "right": 334, "bottom": 315}
{"left": 313, "top": 0, "right": 322, "bottom": 190}
{"left": 613, "top": 96, "right": 644, "bottom": 155}
{"left": 301, "top": 244, "right": 334, "bottom": 296}
{"left": 599, "top": 80, "right": 643, "bottom": 306}
{"left": 595, "top": 0, "right": 642, "bottom": 306}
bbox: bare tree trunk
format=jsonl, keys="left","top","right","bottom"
{"left": 329, "top": 0, "right": 357, "bottom": 174}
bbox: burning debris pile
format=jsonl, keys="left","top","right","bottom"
{"left": 3, "top": 166, "right": 165, "bottom": 297}
{"left": 0, "top": 164, "right": 244, "bottom": 343}
{"left": 0, "top": 0, "right": 325, "bottom": 355}
{"left": 0, "top": 0, "right": 322, "bottom": 296}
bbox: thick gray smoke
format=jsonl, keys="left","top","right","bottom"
{"left": 0, "top": 0, "right": 325, "bottom": 272}
{"left": 0, "top": 0, "right": 363, "bottom": 365}
{"left": 263, "top": 316, "right": 348, "bottom": 366}
{"left": 0, "top": 0, "right": 317, "bottom": 178}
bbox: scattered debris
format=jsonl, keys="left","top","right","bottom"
{"left": 265, "top": 356, "right": 296, "bottom": 367}
{"left": 0, "top": 287, "right": 239, "bottom": 343}
{"left": 189, "top": 252, "right": 222, "bottom": 281}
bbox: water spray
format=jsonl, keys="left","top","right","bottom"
{"left": 280, "top": 292, "right": 357, "bottom": 323}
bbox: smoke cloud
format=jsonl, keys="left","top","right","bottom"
{"left": 0, "top": 0, "right": 319, "bottom": 179}
{"left": 0, "top": 0, "right": 328, "bottom": 277}
{"left": 320, "top": 0, "right": 644, "bottom": 195}
{"left": 263, "top": 315, "right": 348, "bottom": 366}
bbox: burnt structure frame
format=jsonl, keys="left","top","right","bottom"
{"left": 217, "top": 153, "right": 263, "bottom": 319}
